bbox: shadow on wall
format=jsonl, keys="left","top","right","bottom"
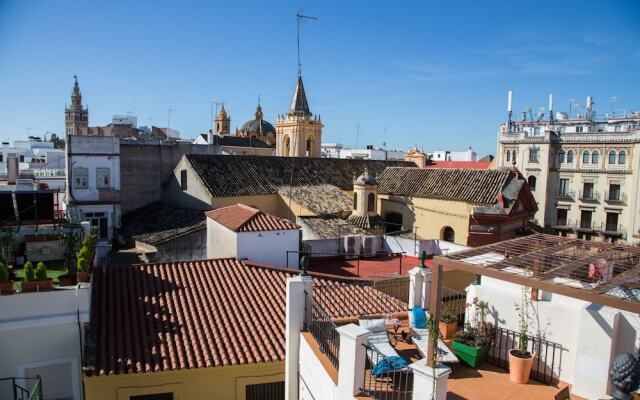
{"left": 161, "top": 175, "right": 213, "bottom": 211}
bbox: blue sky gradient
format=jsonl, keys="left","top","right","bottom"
{"left": 1, "top": 0, "right": 639, "bottom": 156}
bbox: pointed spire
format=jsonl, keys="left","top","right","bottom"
{"left": 288, "top": 75, "right": 311, "bottom": 117}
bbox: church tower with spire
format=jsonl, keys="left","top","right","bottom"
{"left": 214, "top": 104, "right": 231, "bottom": 136}
{"left": 275, "top": 75, "right": 323, "bottom": 157}
{"left": 64, "top": 75, "right": 89, "bottom": 135}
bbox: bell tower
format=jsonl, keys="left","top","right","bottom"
{"left": 64, "top": 75, "right": 89, "bottom": 135}
{"left": 214, "top": 104, "right": 231, "bottom": 136}
{"left": 275, "top": 75, "right": 323, "bottom": 157}
{"left": 351, "top": 168, "right": 379, "bottom": 217}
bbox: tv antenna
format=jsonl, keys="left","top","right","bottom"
{"left": 297, "top": 13, "right": 318, "bottom": 77}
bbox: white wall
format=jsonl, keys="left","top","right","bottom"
{"left": 467, "top": 277, "right": 640, "bottom": 399}
{"left": 206, "top": 218, "right": 238, "bottom": 259}
{"left": 68, "top": 155, "right": 120, "bottom": 201}
{"left": 0, "top": 287, "right": 90, "bottom": 400}
{"left": 237, "top": 229, "right": 300, "bottom": 268}
{"left": 299, "top": 333, "right": 339, "bottom": 400}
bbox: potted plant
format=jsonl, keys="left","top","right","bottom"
{"left": 21, "top": 261, "right": 36, "bottom": 292}
{"left": 77, "top": 256, "right": 90, "bottom": 282}
{"left": 439, "top": 309, "right": 458, "bottom": 340}
{"left": 0, "top": 262, "right": 14, "bottom": 295}
{"left": 509, "top": 286, "right": 535, "bottom": 384}
{"left": 22, "top": 261, "right": 53, "bottom": 292}
{"left": 452, "top": 297, "right": 493, "bottom": 368}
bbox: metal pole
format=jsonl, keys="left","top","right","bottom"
{"left": 427, "top": 264, "right": 443, "bottom": 368}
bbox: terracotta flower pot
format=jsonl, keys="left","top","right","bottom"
{"left": 439, "top": 321, "right": 458, "bottom": 339}
{"left": 21, "top": 279, "right": 53, "bottom": 292}
{"left": 508, "top": 349, "right": 534, "bottom": 384}
{"left": 0, "top": 281, "right": 14, "bottom": 295}
{"left": 77, "top": 271, "right": 90, "bottom": 283}
{"left": 58, "top": 274, "right": 77, "bottom": 286}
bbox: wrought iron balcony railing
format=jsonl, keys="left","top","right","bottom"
{"left": 579, "top": 190, "right": 600, "bottom": 201}
{"left": 604, "top": 191, "right": 627, "bottom": 203}
{"left": 556, "top": 190, "right": 575, "bottom": 200}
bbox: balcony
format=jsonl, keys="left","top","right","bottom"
{"left": 604, "top": 191, "right": 627, "bottom": 204}
{"left": 600, "top": 223, "right": 626, "bottom": 238}
{"left": 551, "top": 219, "right": 572, "bottom": 231}
{"left": 555, "top": 190, "right": 575, "bottom": 201}
{"left": 579, "top": 190, "right": 600, "bottom": 202}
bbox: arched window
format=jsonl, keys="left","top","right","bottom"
{"left": 283, "top": 136, "right": 291, "bottom": 156}
{"left": 592, "top": 150, "right": 599, "bottom": 164}
{"left": 567, "top": 150, "right": 574, "bottom": 163}
{"left": 528, "top": 176, "right": 537, "bottom": 191}
{"left": 506, "top": 150, "right": 511, "bottom": 163}
{"left": 367, "top": 193, "right": 375, "bottom": 212}
{"left": 618, "top": 150, "right": 626, "bottom": 164}
{"left": 442, "top": 226, "right": 455, "bottom": 242}
{"left": 609, "top": 150, "right": 616, "bottom": 164}
{"left": 559, "top": 150, "right": 565, "bottom": 164}
{"left": 583, "top": 150, "right": 590, "bottom": 164}
{"left": 512, "top": 150, "right": 517, "bottom": 163}
{"left": 353, "top": 192, "right": 358, "bottom": 210}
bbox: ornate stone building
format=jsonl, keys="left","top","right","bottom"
{"left": 64, "top": 76, "right": 89, "bottom": 135}
{"left": 276, "top": 76, "right": 323, "bottom": 157}
{"left": 236, "top": 103, "right": 276, "bottom": 146}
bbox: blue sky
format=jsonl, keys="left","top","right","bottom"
{"left": 1, "top": 0, "right": 639, "bottom": 156}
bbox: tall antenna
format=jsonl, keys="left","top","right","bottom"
{"left": 167, "top": 108, "right": 174, "bottom": 136}
{"left": 296, "top": 13, "right": 318, "bottom": 77}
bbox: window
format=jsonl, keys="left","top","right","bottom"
{"left": 506, "top": 150, "right": 511, "bottom": 163}
{"left": 619, "top": 150, "right": 626, "bottom": 164}
{"left": 73, "top": 167, "right": 88, "bottom": 189}
{"left": 558, "top": 150, "right": 565, "bottom": 164}
{"left": 582, "top": 182, "right": 594, "bottom": 200}
{"left": 96, "top": 168, "right": 110, "bottom": 188}
{"left": 19, "top": 155, "right": 24, "bottom": 162}
{"left": 591, "top": 150, "right": 599, "bottom": 164}
{"left": 130, "top": 394, "right": 173, "bottom": 400}
{"left": 559, "top": 178, "right": 569, "bottom": 196}
{"left": 245, "top": 381, "right": 285, "bottom": 400}
{"left": 580, "top": 210, "right": 593, "bottom": 229}
{"left": 609, "top": 150, "right": 617, "bottom": 164}
{"left": 0, "top": 154, "right": 2, "bottom": 162}
{"left": 528, "top": 176, "right": 537, "bottom": 191}
{"left": 606, "top": 213, "right": 619, "bottom": 232}
{"left": 566, "top": 150, "right": 574, "bottom": 163}
{"left": 367, "top": 193, "right": 375, "bottom": 212}
{"left": 442, "top": 226, "right": 455, "bottom": 242}
{"left": 180, "top": 169, "right": 187, "bottom": 190}
{"left": 576, "top": 126, "right": 584, "bottom": 133}
{"left": 529, "top": 147, "right": 538, "bottom": 162}
{"left": 556, "top": 209, "right": 568, "bottom": 226}
{"left": 582, "top": 150, "right": 590, "bottom": 164}
{"left": 609, "top": 184, "right": 621, "bottom": 201}
{"left": 512, "top": 150, "right": 517, "bottom": 163}
{"left": 353, "top": 192, "right": 358, "bottom": 210}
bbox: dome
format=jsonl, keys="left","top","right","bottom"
{"left": 238, "top": 119, "right": 276, "bottom": 135}
{"left": 354, "top": 168, "right": 377, "bottom": 185}
{"left": 238, "top": 104, "right": 276, "bottom": 135}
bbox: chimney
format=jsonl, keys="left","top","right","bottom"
{"left": 208, "top": 129, "right": 214, "bottom": 145}
{"left": 7, "top": 154, "right": 18, "bottom": 185}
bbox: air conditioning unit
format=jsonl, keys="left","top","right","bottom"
{"left": 343, "top": 235, "right": 361, "bottom": 259}
{"left": 361, "top": 236, "right": 379, "bottom": 258}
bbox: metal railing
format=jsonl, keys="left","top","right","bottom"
{"left": 286, "top": 250, "right": 406, "bottom": 276}
{"left": 555, "top": 190, "right": 574, "bottom": 200}
{"left": 304, "top": 291, "right": 340, "bottom": 370}
{"left": 373, "top": 277, "right": 410, "bottom": 304}
{"left": 604, "top": 191, "right": 627, "bottom": 203}
{"left": 441, "top": 286, "right": 467, "bottom": 327}
{"left": 578, "top": 190, "right": 600, "bottom": 201}
{"left": 487, "top": 327, "right": 562, "bottom": 385}
{"left": 0, "top": 376, "right": 42, "bottom": 400}
{"left": 361, "top": 344, "right": 413, "bottom": 400}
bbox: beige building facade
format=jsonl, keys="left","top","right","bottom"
{"left": 497, "top": 93, "right": 640, "bottom": 243}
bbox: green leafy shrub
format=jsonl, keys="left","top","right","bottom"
{"left": 439, "top": 309, "right": 458, "bottom": 324}
{"left": 0, "top": 262, "right": 8, "bottom": 283}
{"left": 453, "top": 324, "right": 492, "bottom": 348}
{"left": 77, "top": 257, "right": 89, "bottom": 272}
{"left": 35, "top": 262, "right": 48, "bottom": 280}
{"left": 78, "top": 246, "right": 91, "bottom": 262}
{"left": 24, "top": 261, "right": 35, "bottom": 282}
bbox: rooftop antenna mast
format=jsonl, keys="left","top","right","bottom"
{"left": 297, "top": 13, "right": 318, "bottom": 77}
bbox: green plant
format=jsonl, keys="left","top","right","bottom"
{"left": 78, "top": 246, "right": 91, "bottom": 262}
{"left": 514, "top": 284, "right": 532, "bottom": 357}
{"left": 24, "top": 262, "right": 35, "bottom": 282}
{"left": 77, "top": 257, "right": 89, "bottom": 272}
{"left": 35, "top": 262, "right": 48, "bottom": 280}
{"left": 0, "top": 262, "right": 8, "bottom": 283}
{"left": 453, "top": 324, "right": 492, "bottom": 348}
{"left": 439, "top": 309, "right": 458, "bottom": 324}
{"left": 427, "top": 311, "right": 439, "bottom": 400}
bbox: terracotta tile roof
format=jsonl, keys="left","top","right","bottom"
{"left": 85, "top": 259, "right": 407, "bottom": 376}
{"left": 205, "top": 204, "right": 299, "bottom": 232}
{"left": 424, "top": 161, "right": 492, "bottom": 170}
{"left": 299, "top": 216, "right": 370, "bottom": 239}
{"left": 378, "top": 167, "right": 512, "bottom": 205}
{"left": 185, "top": 154, "right": 415, "bottom": 198}
{"left": 278, "top": 184, "right": 352, "bottom": 215}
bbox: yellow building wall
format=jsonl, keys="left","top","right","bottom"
{"left": 379, "top": 195, "right": 476, "bottom": 246}
{"left": 211, "top": 194, "right": 280, "bottom": 216}
{"left": 84, "top": 361, "right": 284, "bottom": 400}
{"left": 276, "top": 194, "right": 319, "bottom": 219}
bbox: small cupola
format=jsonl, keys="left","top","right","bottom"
{"left": 351, "top": 167, "right": 378, "bottom": 217}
